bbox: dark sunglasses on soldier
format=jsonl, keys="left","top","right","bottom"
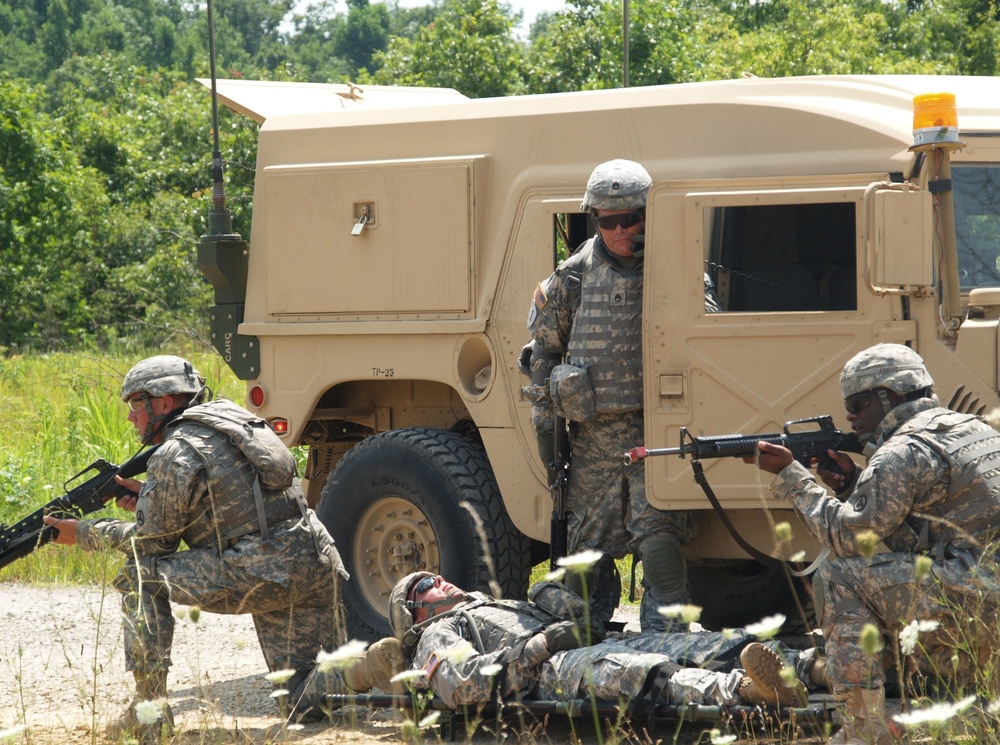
{"left": 412, "top": 576, "right": 436, "bottom": 598}
{"left": 594, "top": 210, "right": 645, "bottom": 231}
{"left": 844, "top": 391, "right": 878, "bottom": 415}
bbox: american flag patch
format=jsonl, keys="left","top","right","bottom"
{"left": 533, "top": 282, "right": 548, "bottom": 311}
{"left": 423, "top": 652, "right": 443, "bottom": 680}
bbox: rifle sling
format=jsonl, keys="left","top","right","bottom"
{"left": 690, "top": 460, "right": 827, "bottom": 578}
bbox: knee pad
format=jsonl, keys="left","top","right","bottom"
{"left": 641, "top": 533, "right": 687, "bottom": 596}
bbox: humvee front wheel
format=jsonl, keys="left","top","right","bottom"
{"left": 318, "top": 427, "right": 532, "bottom": 642}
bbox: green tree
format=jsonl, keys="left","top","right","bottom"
{"left": 364, "top": 0, "right": 528, "bottom": 98}
{"left": 334, "top": 0, "right": 390, "bottom": 74}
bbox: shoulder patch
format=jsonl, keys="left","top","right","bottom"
{"left": 423, "top": 652, "right": 443, "bottom": 681}
{"left": 533, "top": 282, "right": 549, "bottom": 312}
{"left": 135, "top": 509, "right": 145, "bottom": 527}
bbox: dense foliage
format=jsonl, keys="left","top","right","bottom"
{"left": 1, "top": 0, "right": 997, "bottom": 351}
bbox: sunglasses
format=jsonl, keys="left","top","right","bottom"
{"left": 844, "top": 391, "right": 877, "bottom": 415}
{"left": 126, "top": 395, "right": 150, "bottom": 412}
{"left": 411, "top": 576, "right": 436, "bottom": 599}
{"left": 594, "top": 210, "right": 645, "bottom": 231}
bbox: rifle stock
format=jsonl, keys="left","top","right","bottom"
{"left": 0, "top": 446, "right": 158, "bottom": 570}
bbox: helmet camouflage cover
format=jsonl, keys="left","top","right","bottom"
{"left": 580, "top": 159, "right": 652, "bottom": 212}
{"left": 389, "top": 571, "right": 435, "bottom": 644}
{"left": 840, "top": 343, "right": 935, "bottom": 398}
{"left": 121, "top": 355, "right": 206, "bottom": 400}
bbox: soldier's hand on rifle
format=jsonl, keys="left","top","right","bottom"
{"left": 114, "top": 475, "right": 142, "bottom": 511}
{"left": 741, "top": 441, "right": 793, "bottom": 474}
{"left": 815, "top": 449, "right": 856, "bottom": 493}
{"left": 41, "top": 515, "right": 80, "bottom": 546}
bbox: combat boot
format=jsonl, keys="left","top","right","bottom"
{"left": 106, "top": 669, "right": 175, "bottom": 743}
{"left": 737, "top": 642, "right": 809, "bottom": 708}
{"left": 344, "top": 638, "right": 408, "bottom": 694}
{"left": 830, "top": 687, "right": 899, "bottom": 745}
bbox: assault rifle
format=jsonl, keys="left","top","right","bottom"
{"left": 623, "top": 416, "right": 863, "bottom": 575}
{"left": 548, "top": 413, "right": 570, "bottom": 564}
{"left": 0, "top": 447, "right": 157, "bottom": 570}
{"left": 624, "top": 415, "right": 862, "bottom": 471}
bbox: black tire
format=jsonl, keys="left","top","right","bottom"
{"left": 318, "top": 427, "right": 532, "bottom": 642}
{"left": 689, "top": 561, "right": 816, "bottom": 634}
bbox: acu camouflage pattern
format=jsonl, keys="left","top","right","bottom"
{"left": 527, "top": 234, "right": 707, "bottom": 630}
{"left": 77, "top": 400, "right": 347, "bottom": 682}
{"left": 408, "top": 591, "right": 746, "bottom": 709}
{"left": 840, "top": 343, "right": 934, "bottom": 398}
{"left": 770, "top": 397, "right": 1000, "bottom": 692}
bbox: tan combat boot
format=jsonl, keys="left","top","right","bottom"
{"left": 106, "top": 669, "right": 175, "bottom": 743}
{"left": 830, "top": 687, "right": 899, "bottom": 745}
{"left": 344, "top": 637, "right": 407, "bottom": 694}
{"left": 737, "top": 642, "right": 809, "bottom": 708}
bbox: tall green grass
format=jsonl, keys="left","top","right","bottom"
{"left": 0, "top": 349, "right": 243, "bottom": 584}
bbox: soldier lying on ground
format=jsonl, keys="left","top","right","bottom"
{"left": 336, "top": 572, "right": 810, "bottom": 714}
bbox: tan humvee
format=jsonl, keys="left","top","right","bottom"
{"left": 199, "top": 75, "right": 1000, "bottom": 639}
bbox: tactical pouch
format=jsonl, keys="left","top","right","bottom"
{"left": 550, "top": 364, "right": 597, "bottom": 422}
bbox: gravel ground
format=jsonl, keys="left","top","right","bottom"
{"left": 0, "top": 583, "right": 846, "bottom": 744}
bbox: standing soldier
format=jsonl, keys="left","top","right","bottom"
{"left": 524, "top": 159, "right": 716, "bottom": 632}
{"left": 43, "top": 355, "right": 348, "bottom": 740}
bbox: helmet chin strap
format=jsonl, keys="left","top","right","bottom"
{"left": 857, "top": 389, "right": 896, "bottom": 446}
{"left": 138, "top": 398, "right": 192, "bottom": 445}
{"left": 409, "top": 590, "right": 466, "bottom": 620}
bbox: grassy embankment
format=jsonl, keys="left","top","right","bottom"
{"left": 0, "top": 349, "right": 243, "bottom": 584}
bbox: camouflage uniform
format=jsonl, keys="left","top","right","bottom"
{"left": 407, "top": 590, "right": 747, "bottom": 709}
{"left": 77, "top": 398, "right": 348, "bottom": 682}
{"left": 770, "top": 396, "right": 1000, "bottom": 694}
{"left": 527, "top": 232, "right": 716, "bottom": 630}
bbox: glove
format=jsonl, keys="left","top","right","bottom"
{"left": 543, "top": 619, "right": 604, "bottom": 653}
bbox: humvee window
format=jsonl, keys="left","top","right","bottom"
{"left": 954, "top": 165, "right": 1000, "bottom": 291}
{"left": 705, "top": 202, "right": 857, "bottom": 313}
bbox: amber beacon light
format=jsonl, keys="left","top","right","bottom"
{"left": 912, "top": 92, "right": 960, "bottom": 148}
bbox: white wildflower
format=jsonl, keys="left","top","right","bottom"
{"left": 556, "top": 549, "right": 604, "bottom": 572}
{"left": 744, "top": 614, "right": 786, "bottom": 640}
{"left": 418, "top": 711, "right": 441, "bottom": 728}
{"left": 441, "top": 639, "right": 475, "bottom": 664}
{"left": 658, "top": 604, "right": 686, "bottom": 618}
{"left": 270, "top": 689, "right": 290, "bottom": 699}
{"left": 391, "top": 669, "right": 428, "bottom": 684}
{"left": 135, "top": 699, "right": 168, "bottom": 725}
{"left": 481, "top": 663, "right": 502, "bottom": 677}
{"left": 317, "top": 639, "right": 369, "bottom": 672}
{"left": 544, "top": 567, "right": 567, "bottom": 582}
{"left": 265, "top": 668, "right": 297, "bottom": 685}
{"left": 898, "top": 619, "right": 940, "bottom": 656}
{"left": 892, "top": 695, "right": 976, "bottom": 727}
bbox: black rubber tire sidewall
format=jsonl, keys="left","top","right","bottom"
{"left": 318, "top": 427, "right": 530, "bottom": 642}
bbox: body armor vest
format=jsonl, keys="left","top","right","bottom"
{"left": 894, "top": 407, "right": 1000, "bottom": 551}
{"left": 167, "top": 401, "right": 303, "bottom": 549}
{"left": 456, "top": 596, "right": 559, "bottom": 654}
{"left": 566, "top": 241, "right": 644, "bottom": 414}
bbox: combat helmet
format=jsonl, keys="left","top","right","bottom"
{"left": 581, "top": 159, "right": 652, "bottom": 212}
{"left": 840, "top": 343, "right": 934, "bottom": 398}
{"left": 121, "top": 355, "right": 206, "bottom": 401}
{"left": 389, "top": 571, "right": 435, "bottom": 647}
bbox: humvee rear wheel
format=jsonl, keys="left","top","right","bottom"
{"left": 318, "top": 427, "right": 531, "bottom": 642}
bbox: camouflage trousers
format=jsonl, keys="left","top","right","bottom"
{"left": 538, "top": 639, "right": 744, "bottom": 705}
{"left": 820, "top": 550, "right": 1000, "bottom": 692}
{"left": 114, "top": 516, "right": 345, "bottom": 680}
{"left": 567, "top": 412, "right": 697, "bottom": 630}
